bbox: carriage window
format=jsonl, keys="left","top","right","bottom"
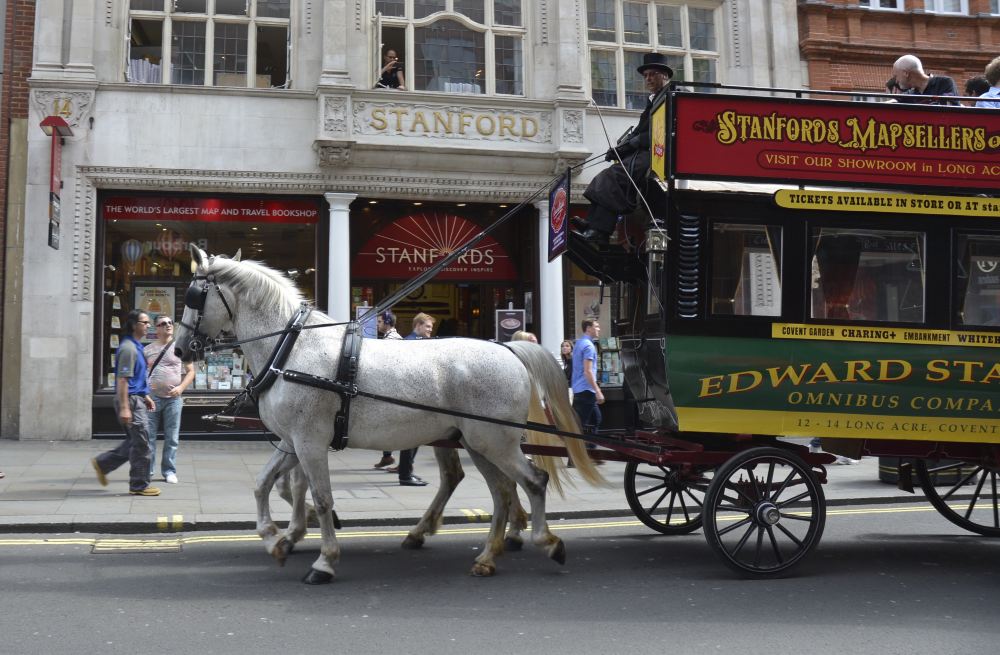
{"left": 810, "top": 228, "right": 924, "bottom": 322}
{"left": 956, "top": 234, "right": 1000, "bottom": 327}
{"left": 710, "top": 223, "right": 781, "bottom": 316}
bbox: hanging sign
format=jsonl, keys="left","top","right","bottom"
{"left": 102, "top": 196, "right": 320, "bottom": 224}
{"left": 547, "top": 170, "right": 570, "bottom": 262}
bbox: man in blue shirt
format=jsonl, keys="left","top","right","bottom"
{"left": 91, "top": 310, "right": 160, "bottom": 496}
{"left": 976, "top": 56, "right": 1000, "bottom": 109}
{"left": 395, "top": 312, "right": 435, "bottom": 486}
{"left": 571, "top": 319, "right": 604, "bottom": 436}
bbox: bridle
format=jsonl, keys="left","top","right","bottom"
{"left": 178, "top": 274, "right": 235, "bottom": 354}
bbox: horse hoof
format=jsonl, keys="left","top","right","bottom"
{"left": 401, "top": 534, "right": 425, "bottom": 550}
{"left": 471, "top": 562, "right": 496, "bottom": 577}
{"left": 549, "top": 539, "right": 567, "bottom": 566}
{"left": 302, "top": 569, "right": 334, "bottom": 585}
{"left": 271, "top": 537, "right": 291, "bottom": 567}
{"left": 503, "top": 536, "right": 523, "bottom": 551}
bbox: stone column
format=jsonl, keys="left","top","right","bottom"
{"left": 320, "top": 0, "right": 353, "bottom": 86}
{"left": 325, "top": 192, "right": 357, "bottom": 320}
{"left": 535, "top": 199, "right": 565, "bottom": 358}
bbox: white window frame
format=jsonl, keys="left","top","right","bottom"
{"left": 992, "top": 0, "right": 999, "bottom": 16}
{"left": 586, "top": 1, "right": 722, "bottom": 109}
{"left": 858, "top": 0, "right": 905, "bottom": 10}
{"left": 373, "top": 0, "right": 528, "bottom": 96}
{"left": 125, "top": 0, "right": 292, "bottom": 88}
{"left": 924, "top": 0, "right": 967, "bottom": 13}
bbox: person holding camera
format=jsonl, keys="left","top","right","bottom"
{"left": 376, "top": 49, "right": 406, "bottom": 90}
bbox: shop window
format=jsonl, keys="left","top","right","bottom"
{"left": 376, "top": 0, "right": 525, "bottom": 96}
{"left": 810, "top": 228, "right": 924, "bottom": 323}
{"left": 955, "top": 234, "right": 1000, "bottom": 327}
{"left": 711, "top": 223, "right": 782, "bottom": 317}
{"left": 99, "top": 196, "right": 320, "bottom": 392}
{"left": 126, "top": 0, "right": 291, "bottom": 87}
{"left": 586, "top": 1, "right": 721, "bottom": 108}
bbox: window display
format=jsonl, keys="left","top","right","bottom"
{"left": 100, "top": 194, "right": 321, "bottom": 391}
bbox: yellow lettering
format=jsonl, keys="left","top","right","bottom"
{"left": 499, "top": 115, "right": 517, "bottom": 137}
{"left": 412, "top": 111, "right": 431, "bottom": 133}
{"left": 370, "top": 108, "right": 388, "bottom": 131}
{"left": 878, "top": 359, "right": 912, "bottom": 382}
{"left": 925, "top": 359, "right": 950, "bottom": 382}
{"left": 698, "top": 376, "right": 725, "bottom": 398}
{"left": 727, "top": 370, "right": 763, "bottom": 394}
{"left": 521, "top": 117, "right": 538, "bottom": 139}
{"left": 433, "top": 111, "right": 454, "bottom": 134}
{"left": 459, "top": 113, "right": 474, "bottom": 135}
{"left": 844, "top": 360, "right": 874, "bottom": 382}
{"left": 807, "top": 362, "right": 840, "bottom": 384}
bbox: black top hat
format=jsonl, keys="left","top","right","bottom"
{"left": 637, "top": 52, "right": 674, "bottom": 78}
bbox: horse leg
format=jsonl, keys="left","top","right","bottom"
{"left": 462, "top": 448, "right": 517, "bottom": 577}
{"left": 472, "top": 433, "right": 566, "bottom": 566}
{"left": 402, "top": 445, "right": 465, "bottom": 550}
{"left": 504, "top": 490, "right": 529, "bottom": 552}
{"left": 293, "top": 443, "right": 341, "bottom": 584}
{"left": 255, "top": 448, "right": 300, "bottom": 566}
{"left": 276, "top": 465, "right": 319, "bottom": 527}
{"left": 277, "top": 464, "right": 310, "bottom": 553}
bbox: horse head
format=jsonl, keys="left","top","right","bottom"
{"left": 174, "top": 244, "right": 238, "bottom": 362}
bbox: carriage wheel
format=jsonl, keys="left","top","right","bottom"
{"left": 624, "top": 461, "right": 713, "bottom": 535}
{"left": 703, "top": 447, "right": 826, "bottom": 578}
{"left": 915, "top": 459, "right": 1000, "bottom": 537}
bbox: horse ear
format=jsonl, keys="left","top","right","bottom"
{"left": 233, "top": 248, "right": 242, "bottom": 262}
{"left": 190, "top": 244, "right": 208, "bottom": 269}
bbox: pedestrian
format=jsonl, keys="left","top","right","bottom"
{"left": 375, "top": 48, "right": 406, "bottom": 90}
{"left": 391, "top": 312, "right": 436, "bottom": 486}
{"left": 891, "top": 55, "right": 959, "bottom": 106}
{"left": 373, "top": 310, "right": 402, "bottom": 470}
{"left": 144, "top": 315, "right": 194, "bottom": 484}
{"left": 560, "top": 339, "right": 574, "bottom": 385}
{"left": 91, "top": 310, "right": 161, "bottom": 496}
{"left": 569, "top": 320, "right": 604, "bottom": 467}
{"left": 511, "top": 330, "right": 538, "bottom": 343}
{"left": 976, "top": 56, "right": 1000, "bottom": 108}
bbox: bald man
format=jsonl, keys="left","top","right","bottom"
{"left": 891, "top": 55, "right": 959, "bottom": 106}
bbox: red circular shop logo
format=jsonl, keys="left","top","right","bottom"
{"left": 550, "top": 187, "right": 568, "bottom": 233}
{"left": 654, "top": 143, "right": 665, "bottom": 158}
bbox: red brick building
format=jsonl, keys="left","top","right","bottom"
{"left": 1, "top": 1, "right": 35, "bottom": 421}
{"left": 799, "top": 0, "right": 1000, "bottom": 94}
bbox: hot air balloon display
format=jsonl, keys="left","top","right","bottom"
{"left": 121, "top": 239, "right": 143, "bottom": 289}
{"left": 155, "top": 230, "right": 185, "bottom": 260}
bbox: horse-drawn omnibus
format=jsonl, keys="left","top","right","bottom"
{"left": 190, "top": 84, "right": 1000, "bottom": 583}
{"left": 564, "top": 84, "right": 1000, "bottom": 576}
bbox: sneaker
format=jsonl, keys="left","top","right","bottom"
{"left": 164, "top": 473, "right": 178, "bottom": 484}
{"left": 808, "top": 444, "right": 822, "bottom": 454}
{"left": 834, "top": 455, "right": 860, "bottom": 465}
{"left": 91, "top": 458, "right": 108, "bottom": 487}
{"left": 129, "top": 486, "right": 161, "bottom": 496}
{"left": 374, "top": 455, "right": 395, "bottom": 469}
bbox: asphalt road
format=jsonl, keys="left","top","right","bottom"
{"left": 1, "top": 503, "right": 998, "bottom": 655}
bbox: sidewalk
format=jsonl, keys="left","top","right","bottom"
{"left": 0, "top": 438, "right": 924, "bottom": 534}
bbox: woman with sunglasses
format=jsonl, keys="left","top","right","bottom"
{"left": 144, "top": 316, "right": 195, "bottom": 484}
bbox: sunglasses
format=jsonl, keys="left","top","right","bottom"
{"left": 157, "top": 320, "right": 173, "bottom": 327}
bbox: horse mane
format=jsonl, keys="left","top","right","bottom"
{"left": 207, "top": 256, "right": 305, "bottom": 315}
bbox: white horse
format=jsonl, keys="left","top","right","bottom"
{"left": 174, "top": 246, "right": 603, "bottom": 584}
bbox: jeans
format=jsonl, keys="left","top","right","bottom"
{"left": 95, "top": 395, "right": 152, "bottom": 492}
{"left": 147, "top": 395, "right": 182, "bottom": 477}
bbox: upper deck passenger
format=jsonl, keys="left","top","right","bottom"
{"left": 891, "top": 55, "right": 959, "bottom": 106}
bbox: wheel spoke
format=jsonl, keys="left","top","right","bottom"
{"left": 725, "top": 479, "right": 758, "bottom": 507}
{"left": 681, "top": 487, "right": 705, "bottom": 509}
{"left": 635, "top": 482, "right": 668, "bottom": 498}
{"left": 748, "top": 465, "right": 764, "bottom": 501}
{"left": 752, "top": 526, "right": 765, "bottom": 568}
{"left": 729, "top": 522, "right": 756, "bottom": 557}
{"left": 664, "top": 491, "right": 677, "bottom": 525}
{"left": 778, "top": 512, "right": 814, "bottom": 522}
{"left": 765, "top": 525, "right": 784, "bottom": 564}
{"left": 774, "top": 521, "right": 804, "bottom": 547}
{"left": 993, "top": 472, "right": 999, "bottom": 529}
{"left": 769, "top": 469, "right": 799, "bottom": 504}
{"left": 764, "top": 462, "right": 776, "bottom": 500}
{"left": 939, "top": 466, "right": 983, "bottom": 502}
{"left": 776, "top": 489, "right": 812, "bottom": 509}
{"left": 677, "top": 491, "right": 692, "bottom": 524}
{"left": 717, "top": 515, "right": 753, "bottom": 536}
{"left": 963, "top": 471, "right": 989, "bottom": 520}
{"left": 647, "top": 487, "right": 671, "bottom": 514}
{"left": 717, "top": 504, "right": 751, "bottom": 515}
{"left": 634, "top": 471, "right": 669, "bottom": 481}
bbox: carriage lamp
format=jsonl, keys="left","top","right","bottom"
{"left": 40, "top": 116, "right": 74, "bottom": 250}
{"left": 645, "top": 227, "right": 669, "bottom": 254}
{"left": 40, "top": 115, "right": 74, "bottom": 138}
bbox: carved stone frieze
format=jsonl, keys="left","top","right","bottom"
{"left": 323, "top": 96, "right": 350, "bottom": 137}
{"left": 31, "top": 90, "right": 96, "bottom": 133}
{"left": 561, "top": 109, "right": 584, "bottom": 144}
{"left": 72, "top": 174, "right": 96, "bottom": 302}
{"left": 315, "top": 143, "right": 353, "bottom": 167}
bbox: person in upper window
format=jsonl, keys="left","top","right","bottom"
{"left": 891, "top": 55, "right": 959, "bottom": 106}
{"left": 574, "top": 52, "right": 673, "bottom": 245}
{"left": 375, "top": 49, "right": 406, "bottom": 90}
{"left": 975, "top": 56, "right": 1000, "bottom": 109}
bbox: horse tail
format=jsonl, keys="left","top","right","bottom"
{"left": 505, "top": 341, "right": 607, "bottom": 495}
